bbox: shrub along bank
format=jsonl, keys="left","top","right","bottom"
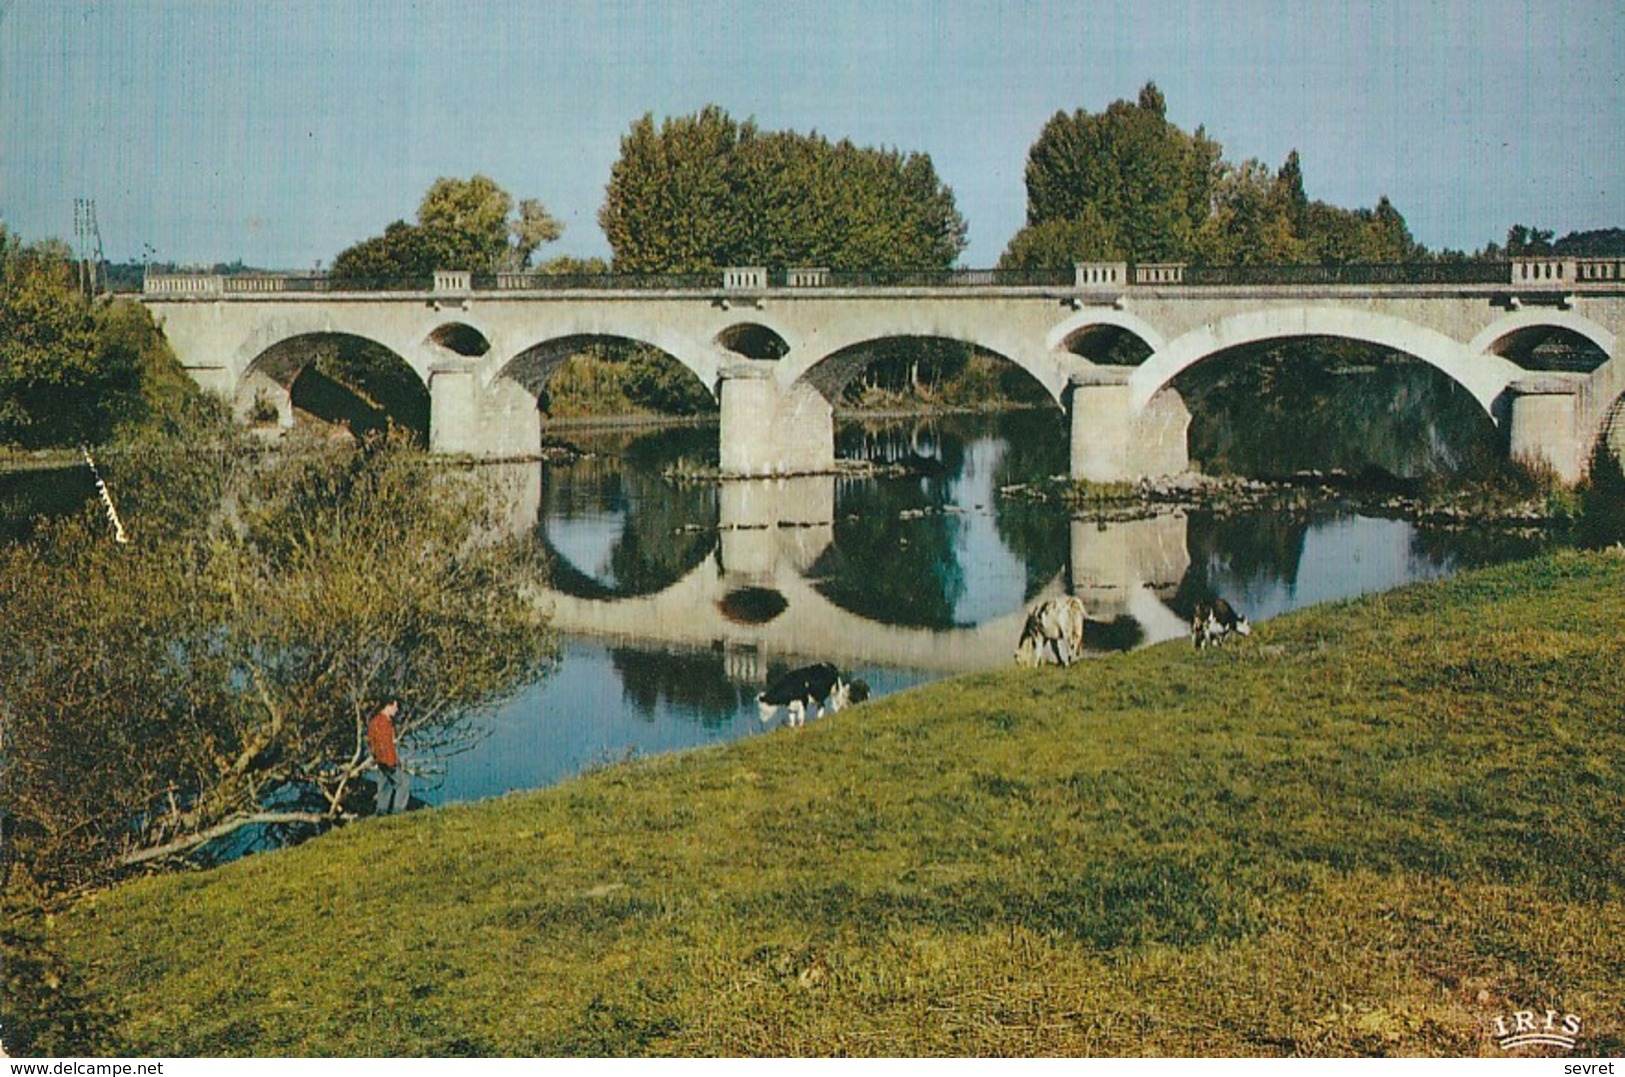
{"left": 29, "top": 551, "right": 1625, "bottom": 1056}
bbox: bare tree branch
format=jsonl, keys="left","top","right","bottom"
{"left": 120, "top": 811, "right": 333, "bottom": 867}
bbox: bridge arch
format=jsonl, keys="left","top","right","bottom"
{"left": 428, "top": 321, "right": 492, "bottom": 358}
{"left": 716, "top": 322, "right": 790, "bottom": 361}
{"left": 1047, "top": 308, "right": 1169, "bottom": 361}
{"left": 240, "top": 331, "right": 430, "bottom": 442}
{"left": 223, "top": 308, "right": 432, "bottom": 390}
{"left": 485, "top": 320, "right": 721, "bottom": 397}
{"left": 1469, "top": 310, "right": 1615, "bottom": 373}
{"left": 1130, "top": 306, "right": 1526, "bottom": 415}
{"left": 494, "top": 333, "right": 720, "bottom": 405}
{"left": 792, "top": 333, "right": 1063, "bottom": 405}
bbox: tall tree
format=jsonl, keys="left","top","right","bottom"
{"left": 599, "top": 107, "right": 967, "bottom": 272}
{"left": 1193, "top": 159, "right": 1304, "bottom": 265}
{"left": 331, "top": 176, "right": 561, "bottom": 285}
{"left": 1505, "top": 224, "right": 1556, "bottom": 257}
{"left": 0, "top": 234, "right": 143, "bottom": 447}
{"left": 1006, "top": 90, "right": 1426, "bottom": 268}
{"left": 1013, "top": 82, "right": 1218, "bottom": 265}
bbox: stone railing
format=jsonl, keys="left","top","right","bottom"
{"left": 223, "top": 275, "right": 287, "bottom": 293}
{"left": 433, "top": 270, "right": 472, "bottom": 292}
{"left": 1075, "top": 262, "right": 1128, "bottom": 287}
{"left": 144, "top": 273, "right": 225, "bottom": 295}
{"left": 722, "top": 266, "right": 769, "bottom": 290}
{"left": 1511, "top": 257, "right": 1625, "bottom": 287}
{"left": 140, "top": 260, "right": 1625, "bottom": 297}
{"left": 784, "top": 266, "right": 830, "bottom": 287}
{"left": 1134, "top": 263, "right": 1185, "bottom": 285}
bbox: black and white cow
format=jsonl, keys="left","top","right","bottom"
{"left": 1191, "top": 598, "right": 1251, "bottom": 649}
{"left": 757, "top": 663, "right": 868, "bottom": 727}
{"left": 1013, "top": 595, "right": 1088, "bottom": 667}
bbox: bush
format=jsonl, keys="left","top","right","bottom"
{"left": 0, "top": 428, "right": 553, "bottom": 891}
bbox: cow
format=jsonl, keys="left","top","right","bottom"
{"left": 1013, "top": 595, "right": 1088, "bottom": 668}
{"left": 1191, "top": 597, "right": 1251, "bottom": 649}
{"left": 757, "top": 663, "right": 867, "bottom": 727}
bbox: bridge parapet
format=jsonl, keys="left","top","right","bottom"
{"left": 723, "top": 266, "right": 769, "bottom": 290}
{"left": 784, "top": 266, "right": 830, "bottom": 287}
{"left": 1135, "top": 263, "right": 1185, "bottom": 285}
{"left": 144, "top": 273, "right": 224, "bottom": 295}
{"left": 433, "top": 270, "right": 472, "bottom": 293}
{"left": 1075, "top": 262, "right": 1128, "bottom": 288}
{"left": 135, "top": 260, "right": 1625, "bottom": 298}
{"left": 1512, "top": 257, "right": 1625, "bottom": 287}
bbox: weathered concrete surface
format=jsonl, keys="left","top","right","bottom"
{"left": 142, "top": 284, "right": 1625, "bottom": 482}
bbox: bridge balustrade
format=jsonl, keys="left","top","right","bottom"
{"left": 222, "top": 275, "right": 287, "bottom": 294}
{"left": 1507, "top": 257, "right": 1625, "bottom": 286}
{"left": 1135, "top": 263, "right": 1185, "bottom": 284}
{"left": 723, "top": 266, "right": 768, "bottom": 290}
{"left": 138, "top": 259, "right": 1625, "bottom": 296}
{"left": 1075, "top": 262, "right": 1128, "bottom": 287}
{"left": 144, "top": 273, "right": 224, "bottom": 295}
{"left": 1183, "top": 262, "right": 1512, "bottom": 286}
{"left": 784, "top": 267, "right": 830, "bottom": 287}
{"left": 1574, "top": 259, "right": 1625, "bottom": 282}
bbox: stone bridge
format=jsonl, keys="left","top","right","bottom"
{"left": 141, "top": 259, "right": 1625, "bottom": 483}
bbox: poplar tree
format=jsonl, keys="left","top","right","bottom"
{"left": 599, "top": 107, "right": 967, "bottom": 272}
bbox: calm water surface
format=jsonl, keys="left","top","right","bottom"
{"left": 0, "top": 414, "right": 1547, "bottom": 811}
{"left": 421, "top": 412, "right": 1547, "bottom": 806}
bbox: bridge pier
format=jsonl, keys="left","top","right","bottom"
{"left": 1507, "top": 376, "right": 1585, "bottom": 484}
{"left": 429, "top": 365, "right": 539, "bottom": 457}
{"left": 1068, "top": 371, "right": 1191, "bottom": 482}
{"left": 718, "top": 364, "right": 835, "bottom": 476}
{"left": 236, "top": 368, "right": 295, "bottom": 429}
{"left": 428, "top": 363, "right": 480, "bottom": 454}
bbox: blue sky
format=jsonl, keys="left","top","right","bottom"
{"left": 2, "top": 0, "right": 1621, "bottom": 268}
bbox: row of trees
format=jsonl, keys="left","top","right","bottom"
{"left": 329, "top": 175, "right": 563, "bottom": 286}
{"left": 598, "top": 106, "right": 967, "bottom": 272}
{"left": 331, "top": 108, "right": 969, "bottom": 282}
{"left": 1002, "top": 83, "right": 1420, "bottom": 269}
{"left": 334, "top": 90, "right": 1617, "bottom": 290}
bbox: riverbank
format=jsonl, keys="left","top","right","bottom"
{"left": 996, "top": 467, "right": 1603, "bottom": 535}
{"left": 32, "top": 549, "right": 1625, "bottom": 1056}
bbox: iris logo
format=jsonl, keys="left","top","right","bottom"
{"left": 1492, "top": 1008, "right": 1582, "bottom": 1051}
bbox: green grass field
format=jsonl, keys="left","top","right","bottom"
{"left": 46, "top": 551, "right": 1625, "bottom": 1056}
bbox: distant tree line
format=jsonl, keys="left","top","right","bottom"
{"left": 1001, "top": 84, "right": 1625, "bottom": 270}
{"left": 1005, "top": 83, "right": 1416, "bottom": 269}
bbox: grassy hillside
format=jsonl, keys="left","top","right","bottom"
{"left": 49, "top": 552, "right": 1625, "bottom": 1056}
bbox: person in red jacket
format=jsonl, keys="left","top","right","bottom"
{"left": 366, "top": 698, "right": 409, "bottom": 815}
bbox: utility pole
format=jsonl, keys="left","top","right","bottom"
{"left": 72, "top": 197, "right": 107, "bottom": 296}
{"left": 74, "top": 198, "right": 90, "bottom": 294}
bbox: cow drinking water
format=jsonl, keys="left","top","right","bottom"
{"left": 757, "top": 663, "right": 867, "bottom": 727}
{"left": 1191, "top": 598, "right": 1251, "bottom": 649}
{"left": 1013, "top": 595, "right": 1088, "bottom": 667}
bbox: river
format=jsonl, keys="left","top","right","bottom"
{"left": 0, "top": 408, "right": 1552, "bottom": 818}
{"left": 420, "top": 409, "right": 1549, "bottom": 806}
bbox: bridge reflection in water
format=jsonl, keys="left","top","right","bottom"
{"left": 434, "top": 437, "right": 1546, "bottom": 804}
{"left": 479, "top": 458, "right": 1192, "bottom": 677}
